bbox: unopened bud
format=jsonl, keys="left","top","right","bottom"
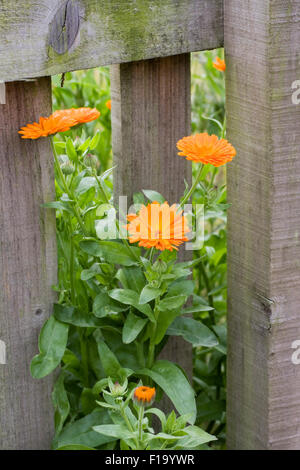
{"left": 84, "top": 153, "right": 100, "bottom": 170}
{"left": 61, "top": 161, "right": 75, "bottom": 175}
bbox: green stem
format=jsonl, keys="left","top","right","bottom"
{"left": 149, "top": 247, "right": 155, "bottom": 263}
{"left": 179, "top": 163, "right": 204, "bottom": 210}
{"left": 120, "top": 406, "right": 139, "bottom": 449}
{"left": 199, "top": 262, "right": 215, "bottom": 324}
{"left": 51, "top": 138, "right": 87, "bottom": 236}
{"left": 138, "top": 406, "right": 144, "bottom": 447}
{"left": 70, "top": 233, "right": 75, "bottom": 304}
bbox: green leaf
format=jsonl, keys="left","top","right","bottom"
{"left": 52, "top": 409, "right": 115, "bottom": 449}
{"left": 96, "top": 336, "right": 122, "bottom": 379}
{"left": 75, "top": 177, "right": 97, "bottom": 196}
{"left": 54, "top": 303, "right": 103, "bottom": 327}
{"left": 78, "top": 137, "right": 91, "bottom": 153}
{"left": 142, "top": 189, "right": 165, "bottom": 204}
{"left": 139, "top": 285, "right": 162, "bottom": 305}
{"left": 167, "top": 280, "right": 195, "bottom": 297}
{"left": 138, "top": 360, "right": 196, "bottom": 424}
{"left": 109, "top": 289, "right": 154, "bottom": 322}
{"left": 31, "top": 315, "right": 69, "bottom": 379}
{"left": 42, "top": 201, "right": 73, "bottom": 215}
{"left": 155, "top": 308, "right": 182, "bottom": 345}
{"left": 93, "top": 424, "right": 133, "bottom": 441}
{"left": 122, "top": 312, "right": 148, "bottom": 344}
{"left": 93, "top": 292, "right": 124, "bottom": 318}
{"left": 116, "top": 266, "right": 146, "bottom": 293}
{"left": 179, "top": 425, "right": 217, "bottom": 448}
{"left": 66, "top": 137, "right": 77, "bottom": 162}
{"left": 52, "top": 372, "right": 70, "bottom": 437}
{"left": 89, "top": 130, "right": 101, "bottom": 150}
{"left": 196, "top": 399, "right": 225, "bottom": 422}
{"left": 167, "top": 317, "right": 218, "bottom": 347}
{"left": 157, "top": 295, "right": 187, "bottom": 311}
{"left": 80, "top": 240, "right": 140, "bottom": 266}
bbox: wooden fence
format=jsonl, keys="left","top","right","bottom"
{"left": 0, "top": 0, "right": 299, "bottom": 450}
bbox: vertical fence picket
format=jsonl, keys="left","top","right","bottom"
{"left": 225, "top": 0, "right": 300, "bottom": 449}
{"left": 0, "top": 78, "right": 56, "bottom": 449}
{"left": 110, "top": 54, "right": 193, "bottom": 381}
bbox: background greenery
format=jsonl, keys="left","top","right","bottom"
{"left": 50, "top": 49, "right": 227, "bottom": 448}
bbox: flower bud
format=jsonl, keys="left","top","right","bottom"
{"left": 61, "top": 161, "right": 75, "bottom": 175}
{"left": 133, "top": 386, "right": 156, "bottom": 407}
{"left": 84, "top": 153, "right": 100, "bottom": 170}
{"left": 152, "top": 259, "right": 168, "bottom": 274}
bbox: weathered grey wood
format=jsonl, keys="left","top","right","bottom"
{"left": 226, "top": 0, "right": 300, "bottom": 449}
{"left": 111, "top": 54, "right": 192, "bottom": 381}
{"left": 0, "top": 78, "right": 56, "bottom": 449}
{"left": 0, "top": 0, "right": 223, "bottom": 82}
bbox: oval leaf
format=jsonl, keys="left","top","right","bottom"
{"left": 31, "top": 315, "right": 69, "bottom": 379}
{"left": 167, "top": 317, "right": 218, "bottom": 348}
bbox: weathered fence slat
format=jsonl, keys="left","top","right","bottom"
{"left": 111, "top": 54, "right": 192, "bottom": 380}
{"left": 0, "top": 78, "right": 56, "bottom": 449}
{"left": 0, "top": 0, "right": 223, "bottom": 82}
{"left": 226, "top": 0, "right": 300, "bottom": 449}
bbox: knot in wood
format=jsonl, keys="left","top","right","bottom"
{"left": 49, "top": 0, "right": 80, "bottom": 54}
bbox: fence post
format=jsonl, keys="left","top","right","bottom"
{"left": 110, "top": 54, "right": 192, "bottom": 381}
{"left": 0, "top": 78, "right": 56, "bottom": 449}
{"left": 225, "top": 0, "right": 300, "bottom": 449}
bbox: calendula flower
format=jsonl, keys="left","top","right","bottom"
{"left": 133, "top": 386, "right": 156, "bottom": 407}
{"left": 213, "top": 57, "right": 226, "bottom": 72}
{"left": 19, "top": 107, "right": 100, "bottom": 140}
{"left": 18, "top": 114, "right": 77, "bottom": 139}
{"left": 126, "top": 201, "right": 190, "bottom": 252}
{"left": 105, "top": 100, "right": 111, "bottom": 110}
{"left": 52, "top": 107, "right": 100, "bottom": 124}
{"left": 177, "top": 133, "right": 236, "bottom": 167}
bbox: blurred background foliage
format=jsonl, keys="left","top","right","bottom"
{"left": 51, "top": 49, "right": 227, "bottom": 447}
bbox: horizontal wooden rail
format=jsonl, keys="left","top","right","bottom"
{"left": 0, "top": 0, "right": 223, "bottom": 82}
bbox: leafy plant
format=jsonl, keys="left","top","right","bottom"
{"left": 24, "top": 50, "right": 230, "bottom": 449}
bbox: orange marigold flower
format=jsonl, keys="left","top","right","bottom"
{"left": 18, "top": 115, "right": 77, "bottom": 139}
{"left": 105, "top": 100, "right": 111, "bottom": 110}
{"left": 126, "top": 201, "right": 190, "bottom": 252}
{"left": 52, "top": 107, "right": 100, "bottom": 124}
{"left": 177, "top": 133, "right": 236, "bottom": 167}
{"left": 133, "top": 386, "right": 156, "bottom": 407}
{"left": 213, "top": 57, "right": 226, "bottom": 72}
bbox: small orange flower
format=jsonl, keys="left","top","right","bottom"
{"left": 126, "top": 201, "right": 190, "bottom": 252}
{"left": 133, "top": 386, "right": 156, "bottom": 406}
{"left": 213, "top": 57, "right": 226, "bottom": 72}
{"left": 18, "top": 114, "right": 77, "bottom": 139}
{"left": 52, "top": 107, "right": 100, "bottom": 124}
{"left": 177, "top": 133, "right": 236, "bottom": 167}
{"left": 105, "top": 100, "right": 111, "bottom": 110}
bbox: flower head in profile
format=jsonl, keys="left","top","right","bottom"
{"left": 213, "top": 57, "right": 226, "bottom": 72}
{"left": 177, "top": 133, "right": 236, "bottom": 167}
{"left": 126, "top": 201, "right": 190, "bottom": 252}
{"left": 52, "top": 107, "right": 100, "bottom": 124}
{"left": 18, "top": 114, "right": 77, "bottom": 139}
{"left": 105, "top": 100, "right": 111, "bottom": 110}
{"left": 133, "top": 386, "right": 156, "bottom": 407}
{"left": 19, "top": 107, "right": 100, "bottom": 139}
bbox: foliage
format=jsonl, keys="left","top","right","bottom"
{"left": 30, "top": 49, "right": 227, "bottom": 449}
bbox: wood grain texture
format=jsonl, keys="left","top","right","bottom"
{"left": 0, "top": 0, "right": 223, "bottom": 82}
{"left": 111, "top": 54, "right": 192, "bottom": 382}
{"left": 225, "top": 0, "right": 300, "bottom": 449}
{"left": 0, "top": 78, "right": 57, "bottom": 449}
